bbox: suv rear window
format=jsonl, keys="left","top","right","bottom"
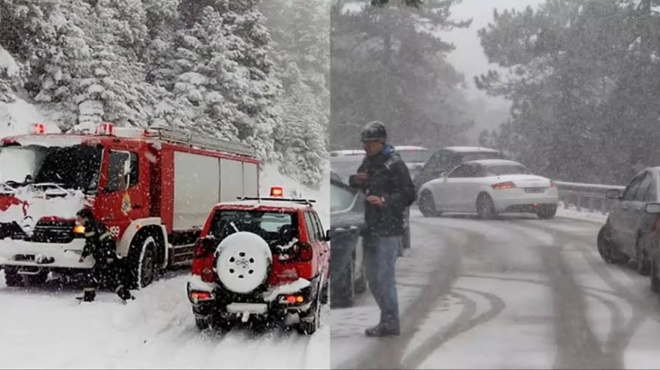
{"left": 208, "top": 210, "right": 298, "bottom": 249}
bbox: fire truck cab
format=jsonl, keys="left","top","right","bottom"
{"left": 0, "top": 122, "right": 260, "bottom": 289}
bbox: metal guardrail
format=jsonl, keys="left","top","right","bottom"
{"left": 555, "top": 181, "right": 626, "bottom": 215}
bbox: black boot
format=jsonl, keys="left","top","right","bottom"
{"left": 116, "top": 286, "right": 134, "bottom": 302}
{"left": 365, "top": 324, "right": 400, "bottom": 337}
{"left": 76, "top": 289, "right": 96, "bottom": 302}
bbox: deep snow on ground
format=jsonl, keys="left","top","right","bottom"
{"left": 0, "top": 165, "right": 330, "bottom": 369}
{"left": 0, "top": 100, "right": 331, "bottom": 368}
{"left": 0, "top": 273, "right": 330, "bottom": 369}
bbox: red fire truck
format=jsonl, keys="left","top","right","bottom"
{"left": 0, "top": 122, "right": 260, "bottom": 289}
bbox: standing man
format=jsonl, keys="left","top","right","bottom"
{"left": 76, "top": 208, "right": 134, "bottom": 303}
{"left": 349, "top": 121, "right": 416, "bottom": 337}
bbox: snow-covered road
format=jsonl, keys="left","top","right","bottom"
{"left": 0, "top": 270, "right": 329, "bottom": 369}
{"left": 332, "top": 209, "right": 660, "bottom": 369}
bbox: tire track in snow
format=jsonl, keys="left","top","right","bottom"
{"left": 519, "top": 219, "right": 660, "bottom": 365}
{"left": 538, "top": 243, "right": 619, "bottom": 369}
{"left": 400, "top": 287, "right": 506, "bottom": 369}
{"left": 434, "top": 216, "right": 622, "bottom": 369}
{"left": 337, "top": 222, "right": 468, "bottom": 369}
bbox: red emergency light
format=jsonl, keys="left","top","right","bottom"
{"left": 270, "top": 186, "right": 284, "bottom": 197}
{"left": 30, "top": 123, "right": 46, "bottom": 135}
{"left": 96, "top": 122, "right": 115, "bottom": 136}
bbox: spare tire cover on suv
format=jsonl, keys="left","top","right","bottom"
{"left": 215, "top": 231, "right": 273, "bottom": 294}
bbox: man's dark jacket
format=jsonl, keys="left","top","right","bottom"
{"left": 349, "top": 145, "right": 416, "bottom": 237}
{"left": 81, "top": 219, "right": 117, "bottom": 263}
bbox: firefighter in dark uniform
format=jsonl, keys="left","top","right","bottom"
{"left": 349, "top": 121, "right": 416, "bottom": 337}
{"left": 76, "top": 208, "right": 134, "bottom": 303}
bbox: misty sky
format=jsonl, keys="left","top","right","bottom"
{"left": 442, "top": 0, "right": 545, "bottom": 100}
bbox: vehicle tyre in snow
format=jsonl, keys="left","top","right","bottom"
{"left": 402, "top": 223, "right": 411, "bottom": 250}
{"left": 215, "top": 232, "right": 272, "bottom": 294}
{"left": 354, "top": 262, "right": 367, "bottom": 294}
{"left": 3, "top": 266, "right": 23, "bottom": 287}
{"left": 25, "top": 268, "right": 49, "bottom": 286}
{"left": 297, "top": 292, "right": 321, "bottom": 335}
{"left": 635, "top": 236, "right": 652, "bottom": 276}
{"left": 476, "top": 193, "right": 497, "bottom": 219}
{"left": 128, "top": 234, "right": 158, "bottom": 289}
{"left": 418, "top": 190, "right": 439, "bottom": 217}
{"left": 536, "top": 204, "right": 557, "bottom": 219}
{"left": 597, "top": 226, "right": 627, "bottom": 264}
{"left": 321, "top": 282, "right": 329, "bottom": 305}
{"left": 331, "top": 256, "right": 355, "bottom": 308}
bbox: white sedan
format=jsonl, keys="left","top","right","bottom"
{"left": 417, "top": 159, "right": 559, "bottom": 219}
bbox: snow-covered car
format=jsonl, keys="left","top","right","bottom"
{"left": 329, "top": 176, "right": 366, "bottom": 307}
{"left": 186, "top": 187, "right": 330, "bottom": 335}
{"left": 396, "top": 145, "right": 430, "bottom": 179}
{"left": 417, "top": 159, "right": 559, "bottom": 219}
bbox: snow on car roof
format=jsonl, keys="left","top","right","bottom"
{"left": 466, "top": 159, "right": 523, "bottom": 166}
{"left": 216, "top": 199, "right": 314, "bottom": 211}
{"left": 395, "top": 145, "right": 427, "bottom": 151}
{"left": 444, "top": 146, "right": 499, "bottom": 153}
{"left": 5, "top": 134, "right": 86, "bottom": 148}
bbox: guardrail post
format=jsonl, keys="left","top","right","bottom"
{"left": 588, "top": 197, "right": 595, "bottom": 213}
{"left": 601, "top": 199, "right": 607, "bottom": 215}
{"left": 576, "top": 195, "right": 581, "bottom": 212}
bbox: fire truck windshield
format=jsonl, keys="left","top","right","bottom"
{"left": 0, "top": 144, "right": 102, "bottom": 193}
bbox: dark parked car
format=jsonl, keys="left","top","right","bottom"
{"left": 597, "top": 167, "right": 660, "bottom": 276}
{"left": 414, "top": 146, "right": 502, "bottom": 191}
{"left": 330, "top": 176, "right": 366, "bottom": 307}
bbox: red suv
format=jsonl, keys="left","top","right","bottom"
{"left": 186, "top": 187, "right": 330, "bottom": 335}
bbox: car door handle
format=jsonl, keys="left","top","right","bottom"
{"left": 132, "top": 204, "right": 142, "bottom": 209}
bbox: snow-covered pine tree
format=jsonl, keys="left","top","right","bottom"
{"left": 260, "top": 0, "right": 329, "bottom": 186}
{"left": 31, "top": 0, "right": 94, "bottom": 128}
{"left": 161, "top": 0, "right": 281, "bottom": 161}
{"left": 0, "top": 0, "right": 59, "bottom": 99}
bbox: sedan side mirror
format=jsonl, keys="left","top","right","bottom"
{"left": 606, "top": 189, "right": 622, "bottom": 200}
{"left": 646, "top": 203, "right": 660, "bottom": 214}
{"left": 441, "top": 172, "right": 448, "bottom": 178}
{"left": 324, "top": 229, "right": 331, "bottom": 241}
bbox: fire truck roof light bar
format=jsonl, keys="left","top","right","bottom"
{"left": 144, "top": 126, "right": 254, "bottom": 157}
{"left": 237, "top": 196, "right": 317, "bottom": 205}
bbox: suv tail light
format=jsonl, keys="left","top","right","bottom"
{"left": 192, "top": 237, "right": 217, "bottom": 283}
{"left": 492, "top": 181, "right": 516, "bottom": 190}
{"left": 280, "top": 241, "right": 314, "bottom": 263}
{"left": 298, "top": 241, "right": 313, "bottom": 262}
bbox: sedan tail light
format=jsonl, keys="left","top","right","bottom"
{"left": 550, "top": 181, "right": 558, "bottom": 187}
{"left": 492, "top": 181, "right": 516, "bottom": 190}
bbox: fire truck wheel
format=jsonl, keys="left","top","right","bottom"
{"left": 128, "top": 234, "right": 157, "bottom": 289}
{"left": 215, "top": 232, "right": 272, "bottom": 294}
{"left": 3, "top": 267, "right": 24, "bottom": 287}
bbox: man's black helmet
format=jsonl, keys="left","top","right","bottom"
{"left": 361, "top": 121, "right": 387, "bottom": 142}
